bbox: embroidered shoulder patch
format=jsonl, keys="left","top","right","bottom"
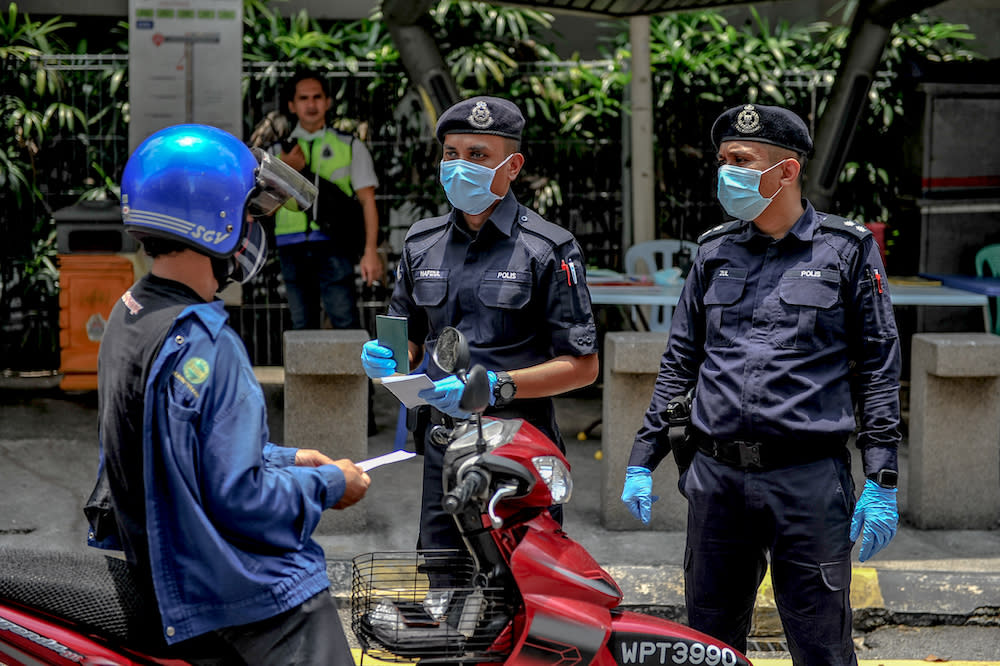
{"left": 183, "top": 357, "right": 211, "bottom": 385}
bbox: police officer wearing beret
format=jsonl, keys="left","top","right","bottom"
{"left": 621, "top": 103, "right": 901, "bottom": 664}
{"left": 362, "top": 96, "right": 600, "bottom": 550}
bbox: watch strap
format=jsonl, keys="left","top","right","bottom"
{"left": 869, "top": 468, "right": 898, "bottom": 489}
{"left": 493, "top": 371, "right": 517, "bottom": 407}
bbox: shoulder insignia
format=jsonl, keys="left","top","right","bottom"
{"left": 405, "top": 214, "right": 450, "bottom": 241}
{"left": 697, "top": 220, "right": 743, "bottom": 244}
{"left": 819, "top": 214, "right": 871, "bottom": 240}
{"left": 517, "top": 207, "right": 575, "bottom": 246}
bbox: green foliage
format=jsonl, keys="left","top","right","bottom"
{"left": 630, "top": 6, "right": 982, "bottom": 237}
{"left": 0, "top": 2, "right": 74, "bottom": 61}
{"left": 0, "top": 0, "right": 987, "bottom": 370}
{"left": 1, "top": 3, "right": 78, "bottom": 205}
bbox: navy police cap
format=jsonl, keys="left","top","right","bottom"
{"left": 435, "top": 96, "right": 525, "bottom": 144}
{"left": 711, "top": 103, "right": 813, "bottom": 155}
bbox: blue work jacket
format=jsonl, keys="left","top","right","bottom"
{"left": 92, "top": 288, "right": 346, "bottom": 645}
{"left": 630, "top": 201, "right": 901, "bottom": 477}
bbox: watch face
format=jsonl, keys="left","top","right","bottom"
{"left": 499, "top": 382, "right": 515, "bottom": 400}
{"left": 876, "top": 470, "right": 898, "bottom": 487}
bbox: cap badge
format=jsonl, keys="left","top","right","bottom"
{"left": 468, "top": 101, "right": 495, "bottom": 130}
{"left": 735, "top": 104, "right": 761, "bottom": 135}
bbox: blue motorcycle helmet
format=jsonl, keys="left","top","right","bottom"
{"left": 121, "top": 123, "right": 316, "bottom": 284}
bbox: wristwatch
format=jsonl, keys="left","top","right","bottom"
{"left": 868, "top": 469, "right": 898, "bottom": 489}
{"left": 492, "top": 371, "right": 517, "bottom": 407}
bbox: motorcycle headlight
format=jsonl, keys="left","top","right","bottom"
{"left": 532, "top": 456, "right": 573, "bottom": 504}
{"left": 451, "top": 419, "right": 521, "bottom": 451}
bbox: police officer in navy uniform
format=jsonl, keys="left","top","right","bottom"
{"left": 621, "top": 103, "right": 901, "bottom": 664}
{"left": 362, "top": 96, "right": 600, "bottom": 550}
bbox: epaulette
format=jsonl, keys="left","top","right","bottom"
{"left": 697, "top": 220, "right": 743, "bottom": 244}
{"left": 517, "top": 206, "right": 575, "bottom": 246}
{"left": 818, "top": 214, "right": 871, "bottom": 240}
{"left": 404, "top": 214, "right": 451, "bottom": 241}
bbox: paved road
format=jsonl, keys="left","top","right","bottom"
{"left": 2, "top": 381, "right": 999, "bottom": 663}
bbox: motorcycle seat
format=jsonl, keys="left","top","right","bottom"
{"left": 0, "top": 548, "right": 166, "bottom": 644}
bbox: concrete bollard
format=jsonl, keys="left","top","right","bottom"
{"left": 600, "top": 332, "right": 686, "bottom": 530}
{"left": 283, "top": 329, "right": 369, "bottom": 533}
{"left": 908, "top": 333, "right": 1000, "bottom": 529}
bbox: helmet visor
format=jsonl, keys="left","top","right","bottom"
{"left": 247, "top": 148, "right": 318, "bottom": 218}
{"left": 230, "top": 217, "right": 269, "bottom": 284}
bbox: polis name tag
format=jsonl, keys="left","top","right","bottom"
{"left": 785, "top": 268, "right": 837, "bottom": 281}
{"left": 493, "top": 270, "right": 528, "bottom": 281}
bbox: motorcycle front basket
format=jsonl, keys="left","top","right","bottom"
{"left": 351, "top": 550, "right": 512, "bottom": 663}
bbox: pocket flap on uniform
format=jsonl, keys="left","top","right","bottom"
{"left": 478, "top": 271, "right": 533, "bottom": 309}
{"left": 780, "top": 269, "right": 840, "bottom": 309}
{"left": 703, "top": 269, "right": 747, "bottom": 306}
{"left": 412, "top": 270, "right": 449, "bottom": 307}
{"left": 818, "top": 560, "right": 850, "bottom": 592}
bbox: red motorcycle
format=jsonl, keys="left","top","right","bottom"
{"left": 351, "top": 327, "right": 752, "bottom": 666}
{"left": 0, "top": 327, "right": 752, "bottom": 666}
{"left": 0, "top": 546, "right": 202, "bottom": 664}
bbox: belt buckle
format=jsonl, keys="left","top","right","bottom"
{"left": 738, "top": 441, "right": 763, "bottom": 470}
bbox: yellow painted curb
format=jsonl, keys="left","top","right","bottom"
{"left": 752, "top": 661, "right": 1000, "bottom": 666}
{"left": 754, "top": 565, "right": 884, "bottom": 608}
{"left": 752, "top": 565, "right": 884, "bottom": 636}
{"left": 352, "top": 649, "right": 406, "bottom": 664}
{"left": 354, "top": 652, "right": 1000, "bottom": 666}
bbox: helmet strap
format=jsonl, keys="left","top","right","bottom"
{"left": 210, "top": 256, "right": 235, "bottom": 292}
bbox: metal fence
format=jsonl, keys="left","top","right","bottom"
{"left": 3, "top": 53, "right": 869, "bottom": 371}
{"left": 2, "top": 57, "right": 628, "bottom": 369}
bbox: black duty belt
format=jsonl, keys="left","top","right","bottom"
{"left": 695, "top": 435, "right": 846, "bottom": 471}
{"left": 428, "top": 407, "right": 456, "bottom": 429}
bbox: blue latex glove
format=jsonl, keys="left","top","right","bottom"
{"left": 418, "top": 375, "right": 471, "bottom": 419}
{"left": 621, "top": 466, "right": 659, "bottom": 524}
{"left": 361, "top": 340, "right": 396, "bottom": 379}
{"left": 487, "top": 371, "right": 498, "bottom": 406}
{"left": 849, "top": 479, "right": 899, "bottom": 562}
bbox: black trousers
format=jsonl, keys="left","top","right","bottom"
{"left": 681, "top": 450, "right": 858, "bottom": 666}
{"left": 215, "top": 590, "right": 353, "bottom": 665}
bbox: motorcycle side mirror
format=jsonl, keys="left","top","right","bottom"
{"left": 433, "top": 326, "right": 470, "bottom": 376}
{"left": 460, "top": 365, "right": 491, "bottom": 414}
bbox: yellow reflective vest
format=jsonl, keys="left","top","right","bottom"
{"left": 274, "top": 130, "right": 355, "bottom": 243}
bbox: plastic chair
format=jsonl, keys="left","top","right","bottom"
{"left": 975, "top": 243, "right": 1000, "bottom": 335}
{"left": 624, "top": 239, "right": 699, "bottom": 331}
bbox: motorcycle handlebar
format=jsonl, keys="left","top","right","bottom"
{"left": 442, "top": 469, "right": 489, "bottom": 515}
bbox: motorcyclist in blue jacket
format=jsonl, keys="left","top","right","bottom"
{"left": 86, "top": 124, "right": 370, "bottom": 664}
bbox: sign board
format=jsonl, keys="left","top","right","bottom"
{"left": 128, "top": 0, "right": 243, "bottom": 152}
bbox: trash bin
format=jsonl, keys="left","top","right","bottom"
{"left": 54, "top": 200, "right": 146, "bottom": 391}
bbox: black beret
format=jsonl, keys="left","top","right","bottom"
{"left": 435, "top": 96, "right": 525, "bottom": 144}
{"left": 711, "top": 103, "right": 813, "bottom": 155}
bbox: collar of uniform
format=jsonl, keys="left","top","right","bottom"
{"left": 289, "top": 124, "right": 326, "bottom": 142}
{"left": 488, "top": 191, "right": 519, "bottom": 237}
{"left": 178, "top": 300, "right": 230, "bottom": 341}
{"left": 449, "top": 190, "right": 519, "bottom": 239}
{"left": 783, "top": 199, "right": 818, "bottom": 242}
{"left": 741, "top": 199, "right": 817, "bottom": 244}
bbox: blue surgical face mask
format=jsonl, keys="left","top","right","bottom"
{"left": 716, "top": 158, "right": 789, "bottom": 220}
{"left": 439, "top": 153, "right": 514, "bottom": 215}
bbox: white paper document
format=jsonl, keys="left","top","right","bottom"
{"left": 358, "top": 449, "right": 417, "bottom": 472}
{"left": 379, "top": 373, "right": 435, "bottom": 409}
